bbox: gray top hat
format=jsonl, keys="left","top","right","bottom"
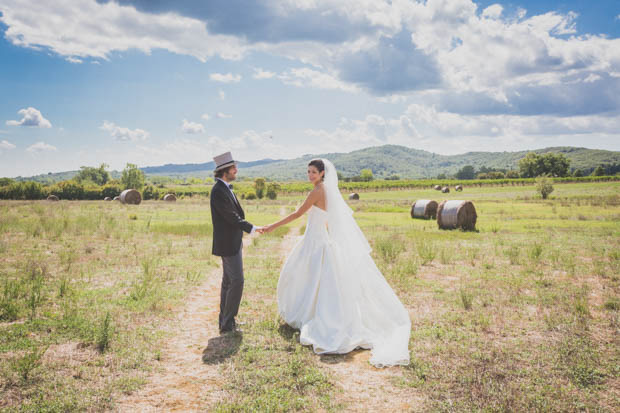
{"left": 213, "top": 151, "right": 238, "bottom": 171}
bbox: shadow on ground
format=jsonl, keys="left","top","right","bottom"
{"left": 202, "top": 333, "right": 243, "bottom": 365}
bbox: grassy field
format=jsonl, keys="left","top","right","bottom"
{"left": 0, "top": 181, "right": 618, "bottom": 411}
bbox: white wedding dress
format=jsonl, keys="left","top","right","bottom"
{"left": 277, "top": 160, "right": 411, "bottom": 367}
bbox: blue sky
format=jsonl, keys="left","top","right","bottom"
{"left": 1, "top": 0, "right": 619, "bottom": 177}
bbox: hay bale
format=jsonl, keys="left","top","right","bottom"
{"left": 47, "top": 195, "right": 59, "bottom": 202}
{"left": 411, "top": 199, "right": 438, "bottom": 220}
{"left": 441, "top": 186, "right": 450, "bottom": 193}
{"left": 349, "top": 193, "right": 360, "bottom": 200}
{"left": 113, "top": 196, "right": 120, "bottom": 201}
{"left": 455, "top": 185, "right": 463, "bottom": 192}
{"left": 437, "top": 200, "right": 477, "bottom": 231}
{"left": 433, "top": 185, "right": 441, "bottom": 191}
{"left": 163, "top": 193, "right": 177, "bottom": 202}
{"left": 104, "top": 197, "right": 112, "bottom": 201}
{"left": 120, "top": 189, "right": 142, "bottom": 205}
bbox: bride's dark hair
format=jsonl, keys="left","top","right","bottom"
{"left": 308, "top": 159, "right": 325, "bottom": 180}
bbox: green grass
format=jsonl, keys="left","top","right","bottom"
{"left": 1, "top": 181, "right": 619, "bottom": 411}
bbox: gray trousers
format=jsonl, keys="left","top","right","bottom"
{"left": 219, "top": 246, "right": 244, "bottom": 331}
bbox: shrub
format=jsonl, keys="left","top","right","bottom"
{"left": 266, "top": 183, "right": 280, "bottom": 200}
{"left": 254, "top": 178, "right": 265, "bottom": 199}
{"left": 245, "top": 191, "right": 257, "bottom": 200}
{"left": 143, "top": 185, "right": 162, "bottom": 200}
{"left": 536, "top": 176, "right": 554, "bottom": 199}
{"left": 50, "top": 180, "right": 85, "bottom": 200}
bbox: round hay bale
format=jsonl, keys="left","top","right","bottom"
{"left": 437, "top": 200, "right": 477, "bottom": 231}
{"left": 455, "top": 185, "right": 463, "bottom": 192}
{"left": 113, "top": 196, "right": 120, "bottom": 201}
{"left": 47, "top": 195, "right": 59, "bottom": 202}
{"left": 411, "top": 199, "right": 438, "bottom": 220}
{"left": 163, "top": 193, "right": 177, "bottom": 202}
{"left": 349, "top": 193, "right": 360, "bottom": 200}
{"left": 120, "top": 189, "right": 142, "bottom": 205}
{"left": 433, "top": 185, "right": 441, "bottom": 191}
{"left": 441, "top": 186, "right": 450, "bottom": 193}
{"left": 104, "top": 197, "right": 112, "bottom": 201}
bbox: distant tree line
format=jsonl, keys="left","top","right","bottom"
{"left": 447, "top": 152, "right": 620, "bottom": 180}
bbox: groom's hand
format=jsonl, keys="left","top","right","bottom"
{"left": 255, "top": 226, "right": 266, "bottom": 234}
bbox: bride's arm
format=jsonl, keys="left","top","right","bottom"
{"left": 264, "top": 189, "right": 319, "bottom": 233}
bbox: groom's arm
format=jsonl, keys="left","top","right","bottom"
{"left": 211, "top": 188, "right": 254, "bottom": 233}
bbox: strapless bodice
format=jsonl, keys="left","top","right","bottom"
{"left": 304, "top": 205, "right": 329, "bottom": 239}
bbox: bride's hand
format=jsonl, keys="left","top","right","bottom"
{"left": 264, "top": 224, "right": 275, "bottom": 233}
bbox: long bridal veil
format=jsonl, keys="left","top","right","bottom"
{"left": 321, "top": 159, "right": 411, "bottom": 367}
{"left": 323, "top": 159, "right": 371, "bottom": 261}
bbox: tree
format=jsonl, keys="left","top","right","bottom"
{"left": 518, "top": 152, "right": 542, "bottom": 178}
{"left": 536, "top": 176, "right": 554, "bottom": 199}
{"left": 592, "top": 165, "right": 606, "bottom": 176}
{"left": 572, "top": 169, "right": 584, "bottom": 177}
{"left": 0, "top": 178, "right": 14, "bottom": 186}
{"left": 254, "top": 178, "right": 266, "bottom": 199}
{"left": 360, "top": 169, "right": 374, "bottom": 182}
{"left": 265, "top": 183, "right": 280, "bottom": 200}
{"left": 518, "top": 152, "right": 570, "bottom": 178}
{"left": 506, "top": 170, "right": 520, "bottom": 178}
{"left": 456, "top": 165, "right": 476, "bottom": 180}
{"left": 540, "top": 153, "right": 570, "bottom": 177}
{"left": 76, "top": 163, "right": 110, "bottom": 185}
{"left": 121, "top": 163, "right": 145, "bottom": 190}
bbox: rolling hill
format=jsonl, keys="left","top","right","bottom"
{"left": 12, "top": 145, "right": 620, "bottom": 182}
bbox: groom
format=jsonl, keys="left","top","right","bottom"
{"left": 210, "top": 151, "right": 262, "bottom": 334}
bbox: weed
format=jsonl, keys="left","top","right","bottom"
{"left": 504, "top": 245, "right": 520, "bottom": 265}
{"left": 96, "top": 312, "right": 112, "bottom": 352}
{"left": 460, "top": 288, "right": 474, "bottom": 310}
{"left": 603, "top": 297, "right": 619, "bottom": 311}
{"left": 28, "top": 274, "right": 44, "bottom": 320}
{"left": 417, "top": 241, "right": 436, "bottom": 265}
{"left": 528, "top": 243, "right": 544, "bottom": 262}
{"left": 376, "top": 237, "right": 405, "bottom": 262}
{"left": 58, "top": 277, "right": 70, "bottom": 298}
{"left": 11, "top": 345, "right": 47, "bottom": 382}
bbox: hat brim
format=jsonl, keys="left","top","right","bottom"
{"left": 214, "top": 160, "right": 238, "bottom": 172}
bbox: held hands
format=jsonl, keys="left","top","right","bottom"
{"left": 255, "top": 225, "right": 275, "bottom": 234}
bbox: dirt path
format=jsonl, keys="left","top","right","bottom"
{"left": 112, "top": 263, "right": 228, "bottom": 412}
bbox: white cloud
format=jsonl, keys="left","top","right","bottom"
{"left": 218, "top": 90, "right": 226, "bottom": 100}
{"left": 181, "top": 119, "right": 205, "bottom": 134}
{"left": 201, "top": 113, "right": 211, "bottom": 121}
{"left": 253, "top": 68, "right": 276, "bottom": 79}
{"left": 0, "top": 0, "right": 246, "bottom": 62}
{"left": 304, "top": 105, "right": 620, "bottom": 155}
{"left": 128, "top": 131, "right": 290, "bottom": 167}
{"left": 216, "top": 112, "right": 232, "bottom": 119}
{"left": 0, "top": 140, "right": 16, "bottom": 151}
{"left": 66, "top": 56, "right": 83, "bottom": 64}
{"left": 100, "top": 121, "right": 149, "bottom": 141}
{"left": 1, "top": 0, "right": 619, "bottom": 119}
{"left": 6, "top": 107, "right": 52, "bottom": 128}
{"left": 26, "top": 141, "right": 57, "bottom": 153}
{"left": 210, "top": 73, "right": 242, "bottom": 83}
{"left": 482, "top": 4, "right": 503, "bottom": 19}
{"left": 278, "top": 68, "right": 359, "bottom": 92}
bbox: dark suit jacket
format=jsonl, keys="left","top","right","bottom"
{"left": 210, "top": 179, "right": 253, "bottom": 256}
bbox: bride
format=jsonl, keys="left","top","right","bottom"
{"left": 263, "top": 159, "right": 410, "bottom": 367}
